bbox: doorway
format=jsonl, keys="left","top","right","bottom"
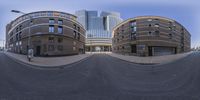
{"left": 148, "top": 46, "right": 152, "bottom": 56}
{"left": 36, "top": 46, "right": 41, "bottom": 56}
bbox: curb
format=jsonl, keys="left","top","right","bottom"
{"left": 107, "top": 52, "right": 192, "bottom": 66}
{"left": 107, "top": 54, "right": 158, "bottom": 65}
{"left": 3, "top": 52, "right": 93, "bottom": 70}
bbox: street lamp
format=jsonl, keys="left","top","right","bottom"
{"left": 0, "top": 39, "right": 5, "bottom": 51}
{"left": 11, "top": 10, "right": 33, "bottom": 61}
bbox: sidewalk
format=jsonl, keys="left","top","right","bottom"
{"left": 108, "top": 52, "right": 192, "bottom": 64}
{"left": 4, "top": 52, "right": 92, "bottom": 67}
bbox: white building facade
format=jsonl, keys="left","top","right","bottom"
{"left": 75, "top": 10, "right": 123, "bottom": 52}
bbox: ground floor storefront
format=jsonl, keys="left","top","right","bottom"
{"left": 7, "top": 35, "right": 85, "bottom": 56}
{"left": 113, "top": 44, "right": 179, "bottom": 56}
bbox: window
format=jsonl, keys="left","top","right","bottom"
{"left": 16, "top": 28, "right": 19, "bottom": 32}
{"left": 73, "top": 47, "right": 76, "bottom": 51}
{"left": 147, "top": 19, "right": 152, "bottom": 21}
{"left": 181, "top": 27, "right": 184, "bottom": 31}
{"left": 155, "top": 31, "right": 160, "bottom": 36}
{"left": 19, "top": 32, "right": 22, "bottom": 40}
{"left": 57, "top": 45, "right": 63, "bottom": 51}
{"left": 19, "top": 25, "right": 22, "bottom": 30}
{"left": 173, "top": 25, "right": 176, "bottom": 31}
{"left": 58, "top": 20, "right": 63, "bottom": 25}
{"left": 130, "top": 21, "right": 136, "bottom": 27}
{"left": 77, "top": 27, "right": 80, "bottom": 32}
{"left": 131, "top": 44, "right": 137, "bottom": 53}
{"left": 16, "top": 42, "right": 18, "bottom": 46}
{"left": 77, "top": 33, "right": 80, "bottom": 40}
{"left": 43, "top": 44, "right": 47, "bottom": 52}
{"left": 58, "top": 38, "right": 63, "bottom": 43}
{"left": 19, "top": 41, "right": 22, "bottom": 45}
{"left": 149, "top": 31, "right": 152, "bottom": 35}
{"left": 154, "top": 23, "right": 159, "bottom": 28}
{"left": 154, "top": 19, "right": 159, "bottom": 21}
{"left": 73, "top": 24, "right": 76, "bottom": 29}
{"left": 131, "top": 26, "right": 137, "bottom": 32}
{"left": 131, "top": 32, "right": 137, "bottom": 40}
{"left": 117, "top": 39, "right": 119, "bottom": 42}
{"left": 169, "top": 33, "right": 172, "bottom": 39}
{"left": 49, "top": 25, "right": 54, "bottom": 32}
{"left": 169, "top": 21, "right": 172, "bottom": 25}
{"left": 168, "top": 27, "right": 172, "bottom": 30}
{"left": 73, "top": 41, "right": 76, "bottom": 45}
{"left": 73, "top": 31, "right": 76, "bottom": 38}
{"left": 130, "top": 21, "right": 137, "bottom": 32}
{"left": 149, "top": 24, "right": 152, "bottom": 27}
{"left": 48, "top": 37, "right": 54, "bottom": 43}
{"left": 48, "top": 45, "right": 54, "bottom": 51}
{"left": 16, "top": 34, "right": 18, "bottom": 41}
{"left": 58, "top": 26, "right": 63, "bottom": 34}
{"left": 133, "top": 27, "right": 137, "bottom": 32}
{"left": 49, "top": 19, "right": 54, "bottom": 24}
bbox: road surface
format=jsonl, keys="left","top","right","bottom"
{"left": 0, "top": 52, "right": 200, "bottom": 100}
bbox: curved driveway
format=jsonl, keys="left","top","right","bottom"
{"left": 0, "top": 52, "right": 200, "bottom": 100}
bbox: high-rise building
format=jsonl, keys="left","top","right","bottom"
{"left": 75, "top": 10, "right": 123, "bottom": 52}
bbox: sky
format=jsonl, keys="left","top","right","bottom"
{"left": 0, "top": 0, "right": 199, "bottom": 48}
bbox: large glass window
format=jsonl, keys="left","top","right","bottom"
{"left": 49, "top": 25, "right": 54, "bottom": 33}
{"left": 58, "top": 26, "right": 63, "bottom": 34}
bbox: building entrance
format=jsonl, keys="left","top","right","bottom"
{"left": 36, "top": 46, "right": 41, "bottom": 56}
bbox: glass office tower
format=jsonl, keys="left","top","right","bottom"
{"left": 75, "top": 10, "right": 123, "bottom": 52}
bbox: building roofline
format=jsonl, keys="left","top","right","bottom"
{"left": 112, "top": 15, "right": 191, "bottom": 36}
{"left": 9, "top": 11, "right": 77, "bottom": 24}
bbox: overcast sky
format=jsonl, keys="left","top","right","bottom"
{"left": 0, "top": 0, "right": 199, "bottom": 47}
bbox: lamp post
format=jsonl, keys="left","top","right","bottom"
{"left": 11, "top": 10, "right": 33, "bottom": 61}
{"left": 3, "top": 40, "right": 5, "bottom": 51}
{"left": 0, "top": 39, "right": 5, "bottom": 51}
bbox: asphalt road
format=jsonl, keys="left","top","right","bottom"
{"left": 0, "top": 52, "right": 200, "bottom": 100}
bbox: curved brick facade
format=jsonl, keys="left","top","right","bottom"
{"left": 112, "top": 16, "right": 191, "bottom": 56}
{"left": 6, "top": 11, "right": 86, "bottom": 56}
